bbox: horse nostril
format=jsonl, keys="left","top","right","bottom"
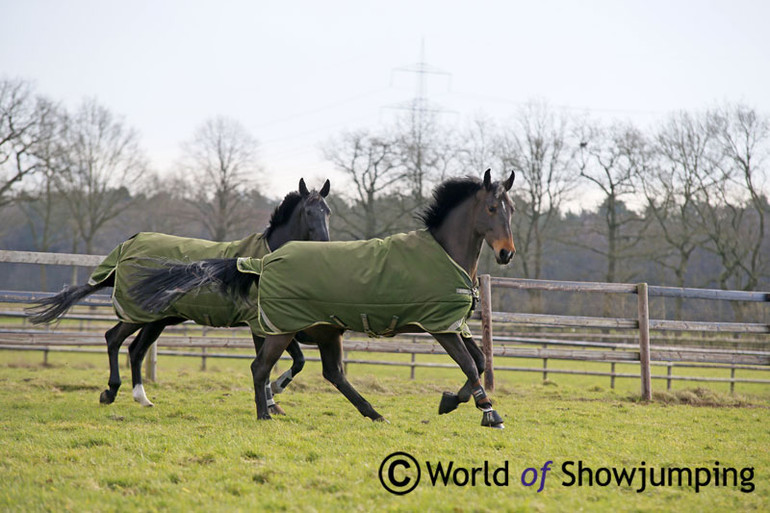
{"left": 499, "top": 249, "right": 513, "bottom": 263}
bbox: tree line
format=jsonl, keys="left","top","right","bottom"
{"left": 2, "top": 78, "right": 768, "bottom": 305}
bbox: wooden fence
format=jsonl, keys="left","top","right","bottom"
{"left": 478, "top": 276, "right": 769, "bottom": 399}
{"left": 1, "top": 249, "right": 769, "bottom": 399}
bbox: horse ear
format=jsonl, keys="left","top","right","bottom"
{"left": 503, "top": 170, "right": 515, "bottom": 191}
{"left": 320, "top": 179, "right": 330, "bottom": 198}
{"left": 299, "top": 178, "right": 310, "bottom": 197}
{"left": 483, "top": 169, "right": 492, "bottom": 190}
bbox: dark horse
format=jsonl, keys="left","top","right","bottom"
{"left": 27, "top": 179, "right": 331, "bottom": 411}
{"left": 129, "top": 170, "right": 516, "bottom": 428}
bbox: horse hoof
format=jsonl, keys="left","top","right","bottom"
{"left": 257, "top": 414, "right": 273, "bottom": 421}
{"left": 439, "top": 392, "right": 461, "bottom": 414}
{"left": 374, "top": 416, "right": 389, "bottom": 424}
{"left": 99, "top": 390, "right": 115, "bottom": 404}
{"left": 481, "top": 409, "right": 505, "bottom": 429}
{"left": 268, "top": 404, "right": 286, "bottom": 416}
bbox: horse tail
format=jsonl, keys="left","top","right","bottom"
{"left": 127, "top": 258, "right": 258, "bottom": 313}
{"left": 26, "top": 283, "right": 106, "bottom": 324}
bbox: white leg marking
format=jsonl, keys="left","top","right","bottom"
{"left": 133, "top": 384, "right": 154, "bottom": 407}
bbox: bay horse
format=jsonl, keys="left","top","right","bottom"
{"left": 130, "top": 169, "right": 515, "bottom": 428}
{"left": 27, "top": 179, "right": 331, "bottom": 412}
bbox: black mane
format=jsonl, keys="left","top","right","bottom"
{"left": 263, "top": 192, "right": 303, "bottom": 238}
{"left": 418, "top": 177, "right": 483, "bottom": 229}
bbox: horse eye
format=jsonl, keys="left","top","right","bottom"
{"left": 488, "top": 205, "right": 497, "bottom": 214}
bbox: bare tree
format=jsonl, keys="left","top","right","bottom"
{"left": 323, "top": 129, "right": 412, "bottom": 239}
{"left": 394, "top": 109, "right": 457, "bottom": 203}
{"left": 644, "top": 111, "right": 720, "bottom": 288}
{"left": 497, "top": 102, "right": 578, "bottom": 282}
{"left": 575, "top": 120, "right": 650, "bottom": 284}
{"left": 456, "top": 114, "right": 503, "bottom": 173}
{"left": 15, "top": 105, "right": 70, "bottom": 288}
{"left": 0, "top": 78, "right": 57, "bottom": 208}
{"left": 54, "top": 98, "right": 147, "bottom": 254}
{"left": 703, "top": 104, "right": 770, "bottom": 292}
{"left": 128, "top": 173, "right": 203, "bottom": 237}
{"left": 179, "top": 116, "right": 260, "bottom": 241}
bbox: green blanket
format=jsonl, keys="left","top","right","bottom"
{"left": 236, "top": 230, "right": 477, "bottom": 337}
{"left": 90, "top": 232, "right": 269, "bottom": 328}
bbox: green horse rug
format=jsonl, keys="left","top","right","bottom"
{"left": 92, "top": 231, "right": 269, "bottom": 328}
{"left": 230, "top": 229, "right": 477, "bottom": 338}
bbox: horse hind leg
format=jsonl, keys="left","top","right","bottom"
{"left": 251, "top": 333, "right": 290, "bottom": 415}
{"left": 313, "top": 327, "right": 385, "bottom": 422}
{"left": 267, "top": 337, "right": 308, "bottom": 416}
{"left": 101, "top": 322, "right": 142, "bottom": 404}
{"left": 270, "top": 337, "right": 306, "bottom": 395}
{"left": 252, "top": 334, "right": 295, "bottom": 420}
{"left": 129, "top": 320, "right": 174, "bottom": 407}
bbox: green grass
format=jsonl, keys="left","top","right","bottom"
{"left": 0, "top": 351, "right": 768, "bottom": 512}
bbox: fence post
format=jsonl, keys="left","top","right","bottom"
{"left": 730, "top": 367, "right": 735, "bottom": 394}
{"left": 637, "top": 282, "right": 652, "bottom": 401}
{"left": 610, "top": 363, "right": 616, "bottom": 389}
{"left": 480, "top": 274, "right": 494, "bottom": 393}
{"left": 145, "top": 342, "right": 157, "bottom": 382}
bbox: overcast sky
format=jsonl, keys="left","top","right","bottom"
{"left": 2, "top": 0, "right": 769, "bottom": 198}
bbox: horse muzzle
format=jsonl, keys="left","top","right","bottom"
{"left": 496, "top": 248, "right": 515, "bottom": 265}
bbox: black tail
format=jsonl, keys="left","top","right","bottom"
{"left": 26, "top": 283, "right": 105, "bottom": 324}
{"left": 127, "top": 258, "right": 258, "bottom": 313}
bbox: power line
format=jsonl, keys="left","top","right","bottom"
{"left": 384, "top": 39, "right": 457, "bottom": 123}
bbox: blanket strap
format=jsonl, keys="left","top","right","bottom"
{"left": 456, "top": 286, "right": 480, "bottom": 312}
{"left": 380, "top": 316, "right": 399, "bottom": 337}
{"left": 360, "top": 313, "right": 377, "bottom": 337}
{"left": 259, "top": 306, "right": 281, "bottom": 333}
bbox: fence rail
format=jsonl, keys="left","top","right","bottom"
{"left": 479, "top": 275, "right": 769, "bottom": 398}
{"left": 1, "top": 250, "right": 769, "bottom": 398}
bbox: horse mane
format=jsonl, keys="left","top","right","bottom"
{"left": 263, "top": 192, "right": 302, "bottom": 239}
{"left": 418, "top": 177, "right": 483, "bottom": 229}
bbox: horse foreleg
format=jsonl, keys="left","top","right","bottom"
{"left": 440, "top": 335, "right": 486, "bottom": 414}
{"left": 101, "top": 322, "right": 142, "bottom": 405}
{"left": 251, "top": 334, "right": 294, "bottom": 420}
{"left": 315, "top": 328, "right": 385, "bottom": 422}
{"left": 432, "top": 332, "right": 503, "bottom": 429}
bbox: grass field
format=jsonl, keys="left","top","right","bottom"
{"left": 1, "top": 350, "right": 768, "bottom": 512}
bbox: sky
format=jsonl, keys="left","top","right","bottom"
{"left": 2, "top": 0, "right": 769, "bottom": 199}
